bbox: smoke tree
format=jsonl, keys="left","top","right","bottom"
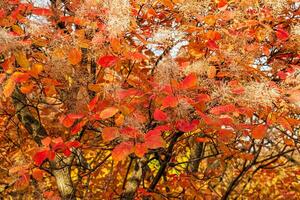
{"left": 0, "top": 0, "right": 300, "bottom": 199}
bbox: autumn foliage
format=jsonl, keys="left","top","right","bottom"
{"left": 0, "top": 0, "right": 300, "bottom": 199}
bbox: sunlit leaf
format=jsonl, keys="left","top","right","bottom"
{"left": 68, "top": 48, "right": 82, "bottom": 65}
{"left": 100, "top": 107, "right": 119, "bottom": 119}
{"left": 14, "top": 50, "right": 30, "bottom": 69}
{"left": 32, "top": 168, "right": 44, "bottom": 181}
{"left": 252, "top": 125, "right": 267, "bottom": 139}
{"left": 153, "top": 108, "right": 168, "bottom": 121}
{"left": 102, "top": 127, "right": 120, "bottom": 142}
{"left": 3, "top": 78, "right": 16, "bottom": 98}
{"left": 144, "top": 129, "right": 165, "bottom": 149}
{"left": 112, "top": 141, "right": 134, "bottom": 162}
{"left": 97, "top": 55, "right": 119, "bottom": 68}
{"left": 181, "top": 73, "right": 197, "bottom": 89}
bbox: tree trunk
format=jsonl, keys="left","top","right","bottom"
{"left": 120, "top": 159, "right": 144, "bottom": 200}
{"left": 187, "top": 136, "right": 204, "bottom": 173}
{"left": 52, "top": 160, "right": 75, "bottom": 199}
{"left": 12, "top": 88, "right": 75, "bottom": 199}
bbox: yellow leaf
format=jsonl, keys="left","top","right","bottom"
{"left": 32, "top": 38, "right": 49, "bottom": 47}
{"left": 14, "top": 51, "right": 30, "bottom": 69}
{"left": 3, "top": 78, "right": 15, "bottom": 98}
{"left": 207, "top": 66, "right": 217, "bottom": 79}
{"left": 30, "top": 63, "right": 43, "bottom": 78}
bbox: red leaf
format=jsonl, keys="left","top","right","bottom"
{"left": 277, "top": 71, "right": 287, "bottom": 80}
{"left": 217, "top": 0, "right": 228, "bottom": 8}
{"left": 97, "top": 55, "right": 119, "bottom": 68}
{"left": 252, "top": 125, "right": 267, "bottom": 139}
{"left": 70, "top": 120, "right": 87, "bottom": 135}
{"left": 153, "top": 109, "right": 168, "bottom": 121}
{"left": 100, "top": 107, "right": 119, "bottom": 119}
{"left": 144, "top": 129, "right": 165, "bottom": 149}
{"left": 112, "top": 142, "right": 134, "bottom": 162}
{"left": 155, "top": 125, "right": 171, "bottom": 132}
{"left": 210, "top": 104, "right": 236, "bottom": 115}
{"left": 0, "top": 9, "right": 6, "bottom": 18}
{"left": 181, "top": 73, "right": 197, "bottom": 89}
{"left": 102, "top": 127, "right": 120, "bottom": 142}
{"left": 63, "top": 148, "right": 72, "bottom": 157}
{"left": 207, "top": 40, "right": 219, "bottom": 50}
{"left": 33, "top": 150, "right": 49, "bottom": 166}
{"left": 176, "top": 119, "right": 199, "bottom": 132}
{"left": 162, "top": 95, "right": 178, "bottom": 108}
{"left": 88, "top": 95, "right": 99, "bottom": 111}
{"left": 276, "top": 29, "right": 289, "bottom": 40}
{"left": 66, "top": 141, "right": 81, "bottom": 148}
{"left": 32, "top": 8, "right": 53, "bottom": 16}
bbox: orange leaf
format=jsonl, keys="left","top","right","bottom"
{"left": 153, "top": 108, "right": 168, "bottom": 121}
{"left": 20, "top": 83, "right": 34, "bottom": 94}
{"left": 181, "top": 73, "right": 197, "bottom": 89}
{"left": 61, "top": 114, "right": 84, "bottom": 128}
{"left": 12, "top": 72, "right": 30, "bottom": 83}
{"left": 14, "top": 173, "right": 30, "bottom": 190}
{"left": 196, "top": 137, "right": 209, "bottom": 143}
{"left": 41, "top": 137, "right": 52, "bottom": 147}
{"left": 144, "top": 129, "right": 165, "bottom": 149}
{"left": 135, "top": 143, "right": 148, "bottom": 157}
{"left": 115, "top": 114, "right": 125, "bottom": 126}
{"left": 32, "top": 168, "right": 44, "bottom": 181}
{"left": 252, "top": 125, "right": 267, "bottom": 139}
{"left": 102, "top": 127, "right": 120, "bottom": 142}
{"left": 100, "top": 107, "right": 119, "bottom": 119}
{"left": 0, "top": 73, "right": 6, "bottom": 84}
{"left": 112, "top": 141, "right": 134, "bottom": 162}
{"left": 68, "top": 48, "right": 82, "bottom": 65}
